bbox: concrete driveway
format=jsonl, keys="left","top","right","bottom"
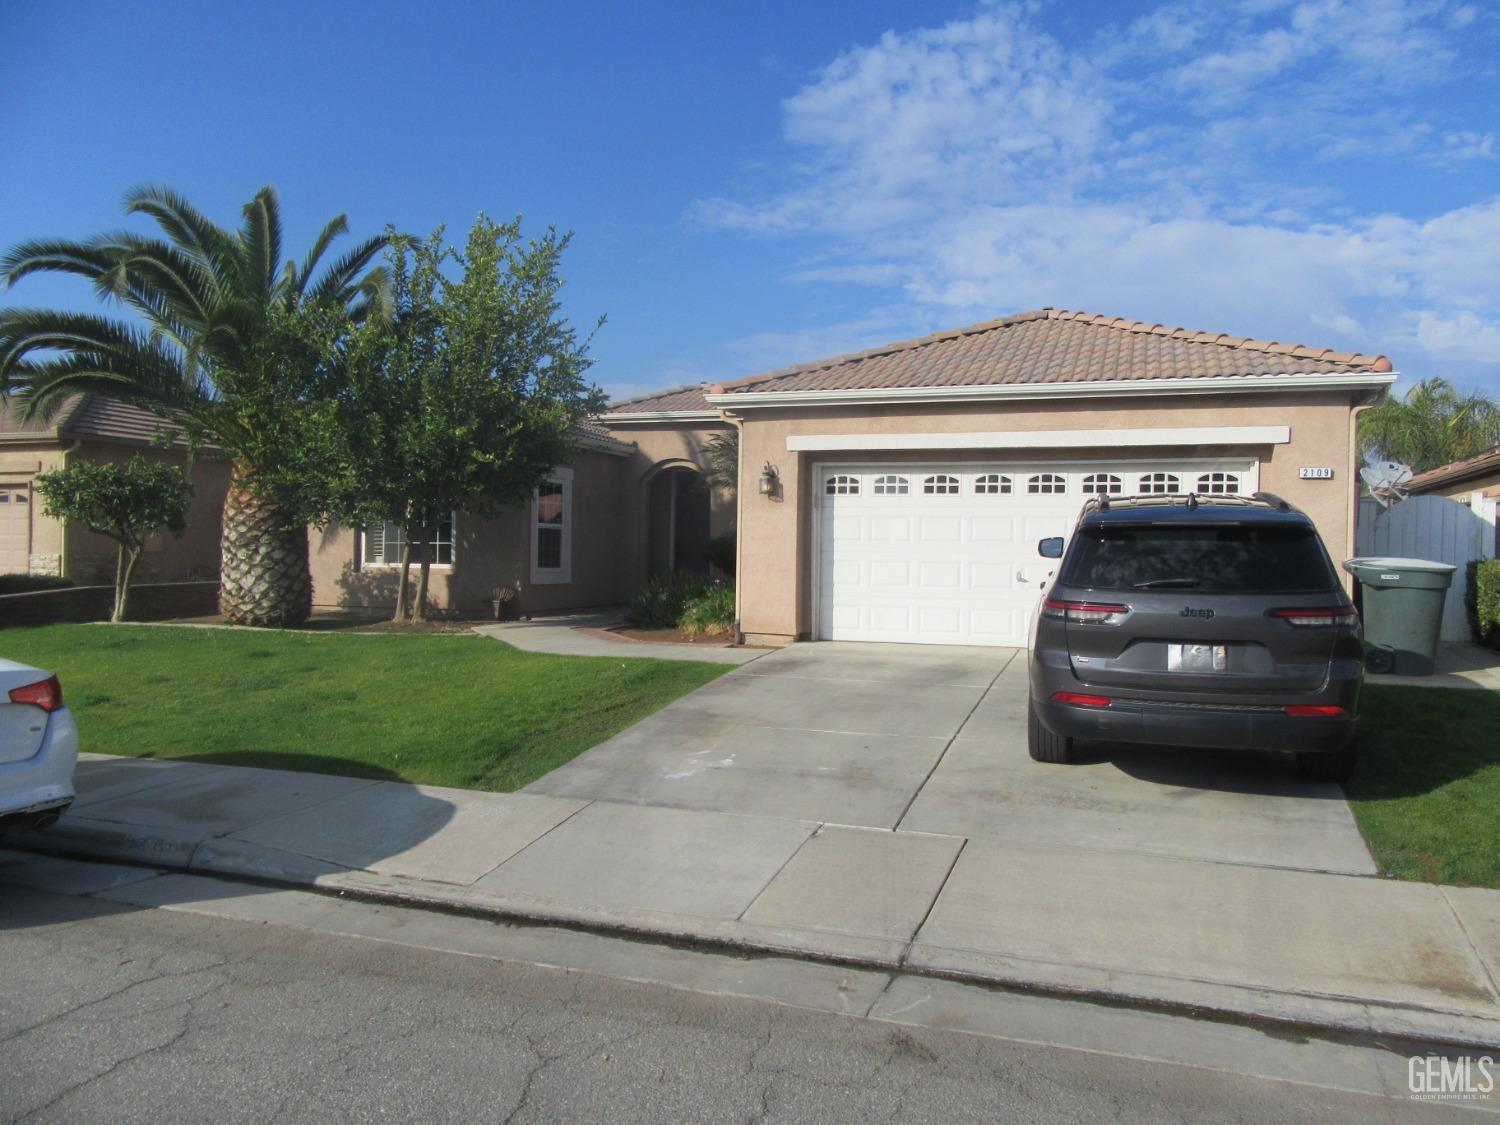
{"left": 527, "top": 642, "right": 1377, "bottom": 875}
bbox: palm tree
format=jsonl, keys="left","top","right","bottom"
{"left": 0, "top": 185, "right": 386, "bottom": 626}
{"left": 1359, "top": 377, "right": 1500, "bottom": 473}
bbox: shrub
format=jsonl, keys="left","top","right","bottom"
{"left": 705, "top": 533, "right": 736, "bottom": 577}
{"left": 1467, "top": 559, "right": 1500, "bottom": 650}
{"left": 627, "top": 571, "right": 716, "bottom": 629}
{"left": 0, "top": 574, "right": 75, "bottom": 595}
{"left": 680, "top": 582, "right": 735, "bottom": 635}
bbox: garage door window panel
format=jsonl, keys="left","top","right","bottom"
{"left": 975, "top": 474, "right": 1012, "bottom": 495}
{"left": 1028, "top": 473, "right": 1067, "bottom": 495}
{"left": 1082, "top": 473, "right": 1123, "bottom": 495}
{"left": 873, "top": 475, "right": 909, "bottom": 496}
{"left": 1139, "top": 472, "right": 1179, "bottom": 494}
{"left": 1197, "top": 472, "right": 1240, "bottom": 494}
{"left": 826, "top": 475, "right": 860, "bottom": 495}
{"left": 922, "top": 474, "right": 960, "bottom": 495}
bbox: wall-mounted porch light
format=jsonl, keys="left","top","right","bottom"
{"left": 758, "top": 462, "right": 779, "bottom": 496}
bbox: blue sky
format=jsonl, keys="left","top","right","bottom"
{"left": 5, "top": 0, "right": 1498, "bottom": 399}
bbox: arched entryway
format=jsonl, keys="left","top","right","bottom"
{"left": 646, "top": 465, "right": 711, "bottom": 579}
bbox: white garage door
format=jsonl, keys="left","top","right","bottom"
{"left": 816, "top": 461, "right": 1257, "bottom": 647}
{"left": 0, "top": 485, "right": 33, "bottom": 573}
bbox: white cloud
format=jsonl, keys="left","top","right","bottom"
{"left": 690, "top": 0, "right": 1500, "bottom": 393}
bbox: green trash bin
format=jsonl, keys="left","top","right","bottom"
{"left": 1343, "top": 557, "right": 1456, "bottom": 676}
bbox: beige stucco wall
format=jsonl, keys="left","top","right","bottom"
{"left": 731, "top": 392, "right": 1363, "bottom": 644}
{"left": 310, "top": 447, "right": 636, "bottom": 616}
{"left": 1, "top": 441, "right": 227, "bottom": 582}
{"left": 64, "top": 447, "right": 230, "bottom": 585}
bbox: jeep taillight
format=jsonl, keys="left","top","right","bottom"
{"left": 1042, "top": 599, "right": 1130, "bottom": 625}
{"left": 1270, "top": 607, "right": 1357, "bottom": 627}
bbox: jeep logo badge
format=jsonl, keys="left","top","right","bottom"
{"left": 1180, "top": 606, "right": 1215, "bottom": 620}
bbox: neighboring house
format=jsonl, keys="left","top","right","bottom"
{"left": 1406, "top": 444, "right": 1500, "bottom": 502}
{"left": 315, "top": 306, "right": 1396, "bottom": 647}
{"left": 0, "top": 394, "right": 229, "bottom": 583}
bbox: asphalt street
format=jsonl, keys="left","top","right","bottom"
{"left": 1, "top": 874, "right": 1486, "bottom": 1124}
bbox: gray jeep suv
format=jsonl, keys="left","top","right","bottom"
{"left": 1028, "top": 493, "right": 1362, "bottom": 781}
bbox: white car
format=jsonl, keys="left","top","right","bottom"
{"left": 0, "top": 658, "right": 79, "bottom": 829}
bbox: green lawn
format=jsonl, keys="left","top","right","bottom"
{"left": 1346, "top": 684, "right": 1500, "bottom": 889}
{"left": 6, "top": 624, "right": 729, "bottom": 791}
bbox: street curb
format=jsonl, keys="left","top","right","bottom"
{"left": 9, "top": 822, "right": 1500, "bottom": 1053}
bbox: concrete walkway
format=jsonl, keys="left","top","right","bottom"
{"left": 473, "top": 611, "right": 764, "bottom": 664}
{"left": 7, "top": 743, "right": 1499, "bottom": 1047}
{"left": 1370, "top": 641, "right": 1500, "bottom": 690}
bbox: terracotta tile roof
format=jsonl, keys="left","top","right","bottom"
{"left": 604, "top": 384, "right": 714, "bottom": 414}
{"left": 0, "top": 393, "right": 76, "bottom": 436}
{"left": 61, "top": 394, "right": 186, "bottom": 445}
{"left": 570, "top": 417, "right": 635, "bottom": 454}
{"left": 707, "top": 308, "right": 1391, "bottom": 398}
{"left": 1406, "top": 444, "right": 1500, "bottom": 493}
{"left": 1, "top": 392, "right": 196, "bottom": 448}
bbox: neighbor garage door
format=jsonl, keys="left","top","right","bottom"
{"left": 0, "top": 485, "right": 34, "bottom": 573}
{"left": 816, "top": 461, "right": 1257, "bottom": 647}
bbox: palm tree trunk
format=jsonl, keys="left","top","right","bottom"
{"left": 219, "top": 464, "right": 311, "bottom": 627}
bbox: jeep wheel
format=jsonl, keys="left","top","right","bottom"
{"left": 1027, "top": 700, "right": 1075, "bottom": 763}
{"left": 1295, "top": 740, "right": 1357, "bottom": 784}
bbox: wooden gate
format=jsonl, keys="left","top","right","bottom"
{"left": 1356, "top": 494, "right": 1499, "bottom": 641}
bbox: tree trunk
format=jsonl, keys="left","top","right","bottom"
{"left": 114, "top": 543, "right": 143, "bottom": 623}
{"left": 219, "top": 464, "right": 312, "bottom": 627}
{"left": 392, "top": 534, "right": 413, "bottom": 623}
{"left": 412, "top": 517, "right": 432, "bottom": 623}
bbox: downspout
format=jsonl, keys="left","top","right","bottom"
{"left": 717, "top": 403, "right": 746, "bottom": 645}
{"left": 1346, "top": 396, "right": 1381, "bottom": 593}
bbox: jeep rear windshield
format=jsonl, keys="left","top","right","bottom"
{"left": 1060, "top": 523, "right": 1338, "bottom": 593}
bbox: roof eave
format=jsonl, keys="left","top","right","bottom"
{"left": 705, "top": 370, "right": 1398, "bottom": 409}
{"left": 601, "top": 410, "right": 724, "bottom": 424}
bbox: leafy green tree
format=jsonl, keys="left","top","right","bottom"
{"left": 33, "top": 456, "right": 191, "bottom": 622}
{"left": 0, "top": 185, "right": 387, "bottom": 626}
{"left": 1359, "top": 378, "right": 1500, "bottom": 473}
{"left": 337, "top": 216, "right": 605, "bottom": 621}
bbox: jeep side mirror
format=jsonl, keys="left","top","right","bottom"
{"left": 1038, "top": 536, "right": 1064, "bottom": 559}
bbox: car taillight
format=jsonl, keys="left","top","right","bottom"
{"left": 1053, "top": 691, "right": 1111, "bottom": 708}
{"left": 8, "top": 674, "right": 63, "bottom": 713}
{"left": 1283, "top": 704, "right": 1346, "bottom": 717}
{"left": 1270, "top": 607, "right": 1357, "bottom": 627}
{"left": 1041, "top": 599, "right": 1130, "bottom": 625}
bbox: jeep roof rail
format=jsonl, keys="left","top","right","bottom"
{"left": 1252, "top": 490, "right": 1293, "bottom": 512}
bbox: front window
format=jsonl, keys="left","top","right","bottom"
{"left": 531, "top": 471, "right": 573, "bottom": 583}
{"left": 362, "top": 517, "right": 455, "bottom": 566}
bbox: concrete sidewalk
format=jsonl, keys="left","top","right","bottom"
{"left": 6, "top": 751, "right": 1499, "bottom": 1049}
{"left": 473, "top": 611, "right": 765, "bottom": 664}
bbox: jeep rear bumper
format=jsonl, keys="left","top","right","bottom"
{"left": 1033, "top": 695, "right": 1356, "bottom": 754}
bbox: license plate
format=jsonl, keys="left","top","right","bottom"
{"left": 1168, "top": 643, "right": 1228, "bottom": 672}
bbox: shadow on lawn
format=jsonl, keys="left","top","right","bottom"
{"left": 1343, "top": 684, "right": 1500, "bottom": 803}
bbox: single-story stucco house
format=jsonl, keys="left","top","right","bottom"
{"left": 1406, "top": 444, "right": 1500, "bottom": 503}
{"left": 311, "top": 307, "right": 1396, "bottom": 647}
{"left": 0, "top": 394, "right": 229, "bottom": 583}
